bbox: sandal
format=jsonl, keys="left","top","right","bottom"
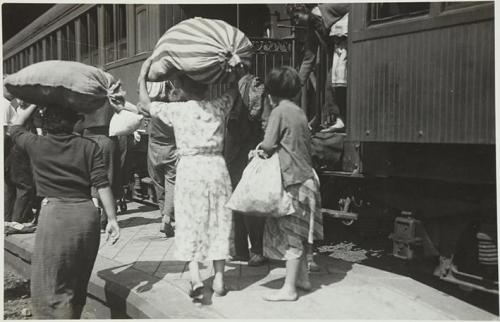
{"left": 248, "top": 254, "right": 268, "bottom": 267}
{"left": 189, "top": 282, "right": 204, "bottom": 300}
{"left": 161, "top": 222, "right": 175, "bottom": 238}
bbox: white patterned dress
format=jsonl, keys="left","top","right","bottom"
{"left": 150, "top": 89, "right": 237, "bottom": 261}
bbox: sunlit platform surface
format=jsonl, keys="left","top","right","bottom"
{"left": 4, "top": 202, "right": 497, "bottom": 319}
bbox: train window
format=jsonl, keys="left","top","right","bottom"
{"left": 61, "top": 24, "right": 76, "bottom": 61}
{"left": 116, "top": 5, "right": 127, "bottom": 59}
{"left": 61, "top": 28, "right": 69, "bottom": 60}
{"left": 24, "top": 49, "right": 30, "bottom": 66}
{"left": 88, "top": 8, "right": 99, "bottom": 65}
{"left": 67, "top": 24, "right": 76, "bottom": 61}
{"left": 45, "top": 33, "right": 58, "bottom": 60}
{"left": 51, "top": 33, "right": 58, "bottom": 59}
{"left": 80, "top": 15, "right": 89, "bottom": 63}
{"left": 37, "top": 42, "right": 43, "bottom": 62}
{"left": 104, "top": 4, "right": 128, "bottom": 63}
{"left": 19, "top": 52, "right": 23, "bottom": 68}
{"left": 135, "top": 5, "right": 149, "bottom": 54}
{"left": 368, "top": 3, "right": 430, "bottom": 24}
{"left": 441, "top": 2, "right": 489, "bottom": 11}
{"left": 14, "top": 55, "right": 20, "bottom": 72}
{"left": 104, "top": 4, "right": 115, "bottom": 63}
{"left": 33, "top": 45, "right": 38, "bottom": 63}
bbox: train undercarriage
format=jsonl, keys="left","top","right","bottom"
{"left": 317, "top": 139, "right": 498, "bottom": 294}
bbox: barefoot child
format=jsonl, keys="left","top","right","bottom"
{"left": 260, "top": 66, "right": 323, "bottom": 301}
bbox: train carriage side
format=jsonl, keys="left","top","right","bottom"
{"left": 321, "top": 2, "right": 497, "bottom": 292}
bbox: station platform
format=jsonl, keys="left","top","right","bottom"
{"left": 4, "top": 202, "right": 498, "bottom": 320}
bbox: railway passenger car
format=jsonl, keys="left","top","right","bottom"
{"left": 315, "top": 2, "right": 496, "bottom": 293}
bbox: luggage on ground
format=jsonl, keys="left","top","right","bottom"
{"left": 4, "top": 61, "right": 125, "bottom": 113}
{"left": 148, "top": 17, "right": 254, "bottom": 84}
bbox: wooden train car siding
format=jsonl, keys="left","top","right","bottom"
{"left": 348, "top": 17, "right": 494, "bottom": 145}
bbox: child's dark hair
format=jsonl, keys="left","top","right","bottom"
{"left": 42, "top": 105, "right": 82, "bottom": 134}
{"left": 265, "top": 66, "right": 301, "bottom": 99}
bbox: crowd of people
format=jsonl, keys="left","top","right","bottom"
{"left": 3, "top": 3, "right": 349, "bottom": 319}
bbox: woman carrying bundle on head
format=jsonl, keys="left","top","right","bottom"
{"left": 9, "top": 103, "right": 120, "bottom": 319}
{"left": 136, "top": 57, "right": 244, "bottom": 299}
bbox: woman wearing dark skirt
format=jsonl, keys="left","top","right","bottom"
{"left": 260, "top": 66, "right": 323, "bottom": 301}
{"left": 9, "top": 104, "right": 120, "bottom": 319}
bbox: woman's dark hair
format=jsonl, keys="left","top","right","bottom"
{"left": 42, "top": 105, "right": 82, "bottom": 134}
{"left": 265, "top": 66, "right": 301, "bottom": 99}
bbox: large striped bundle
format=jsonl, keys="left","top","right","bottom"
{"left": 148, "top": 17, "right": 254, "bottom": 84}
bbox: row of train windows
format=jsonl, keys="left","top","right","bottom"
{"left": 369, "top": 2, "right": 488, "bottom": 24}
{"left": 4, "top": 4, "right": 153, "bottom": 74}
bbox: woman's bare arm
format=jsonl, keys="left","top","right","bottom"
{"left": 137, "top": 59, "right": 153, "bottom": 116}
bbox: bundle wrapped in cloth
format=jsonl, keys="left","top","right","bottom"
{"left": 226, "top": 152, "right": 294, "bottom": 218}
{"left": 109, "top": 101, "right": 143, "bottom": 136}
{"left": 148, "top": 17, "right": 254, "bottom": 84}
{"left": 4, "top": 60, "right": 125, "bottom": 113}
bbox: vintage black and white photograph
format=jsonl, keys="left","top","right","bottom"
{"left": 2, "top": 1, "right": 498, "bottom": 320}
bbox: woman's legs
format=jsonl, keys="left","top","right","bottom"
{"left": 188, "top": 261, "right": 202, "bottom": 285}
{"left": 212, "top": 259, "right": 227, "bottom": 295}
{"left": 188, "top": 261, "right": 204, "bottom": 299}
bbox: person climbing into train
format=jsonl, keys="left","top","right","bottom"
{"left": 288, "top": 3, "right": 350, "bottom": 131}
{"left": 258, "top": 66, "right": 323, "bottom": 301}
{"left": 9, "top": 102, "right": 120, "bottom": 319}
{"left": 224, "top": 60, "right": 268, "bottom": 266}
{"left": 319, "top": 13, "right": 348, "bottom": 133}
{"left": 146, "top": 80, "right": 178, "bottom": 237}
{"left": 136, "top": 58, "right": 245, "bottom": 299}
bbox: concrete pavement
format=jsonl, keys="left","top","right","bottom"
{"left": 4, "top": 202, "right": 498, "bottom": 319}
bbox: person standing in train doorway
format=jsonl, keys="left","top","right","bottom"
{"left": 224, "top": 61, "right": 268, "bottom": 266}
{"left": 288, "top": 3, "right": 349, "bottom": 126}
{"left": 146, "top": 80, "right": 178, "bottom": 237}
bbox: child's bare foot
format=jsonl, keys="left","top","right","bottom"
{"left": 263, "top": 289, "right": 298, "bottom": 302}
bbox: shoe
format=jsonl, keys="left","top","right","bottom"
{"left": 248, "top": 254, "right": 268, "bottom": 267}
{"left": 189, "top": 282, "right": 204, "bottom": 300}
{"left": 161, "top": 222, "right": 175, "bottom": 238}
{"left": 230, "top": 254, "right": 250, "bottom": 262}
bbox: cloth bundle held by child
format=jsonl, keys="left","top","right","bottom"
{"left": 4, "top": 60, "right": 125, "bottom": 113}
{"left": 226, "top": 152, "right": 294, "bottom": 217}
{"left": 148, "top": 17, "right": 254, "bottom": 84}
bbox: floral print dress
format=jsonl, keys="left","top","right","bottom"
{"left": 150, "top": 89, "right": 237, "bottom": 261}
